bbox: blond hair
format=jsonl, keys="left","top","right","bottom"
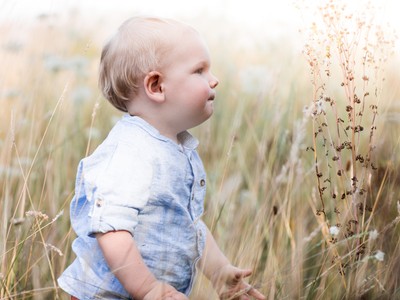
{"left": 99, "top": 16, "right": 184, "bottom": 112}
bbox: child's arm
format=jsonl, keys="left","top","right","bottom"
{"left": 96, "top": 230, "right": 188, "bottom": 300}
{"left": 199, "top": 227, "right": 265, "bottom": 300}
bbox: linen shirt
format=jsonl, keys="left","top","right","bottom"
{"left": 58, "top": 115, "right": 207, "bottom": 299}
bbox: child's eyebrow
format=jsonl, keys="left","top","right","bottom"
{"left": 193, "top": 60, "right": 210, "bottom": 68}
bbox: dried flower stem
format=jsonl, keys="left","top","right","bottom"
{"left": 302, "top": 0, "right": 396, "bottom": 290}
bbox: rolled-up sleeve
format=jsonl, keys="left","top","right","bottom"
{"left": 82, "top": 142, "right": 153, "bottom": 236}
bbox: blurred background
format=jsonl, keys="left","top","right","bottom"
{"left": 1, "top": 0, "right": 399, "bottom": 299}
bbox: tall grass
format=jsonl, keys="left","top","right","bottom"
{"left": 1, "top": 3, "right": 399, "bottom": 299}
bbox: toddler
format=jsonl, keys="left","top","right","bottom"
{"left": 58, "top": 16, "right": 265, "bottom": 300}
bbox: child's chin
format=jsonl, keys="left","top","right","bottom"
{"left": 205, "top": 110, "right": 214, "bottom": 120}
{"left": 199, "top": 111, "right": 213, "bottom": 124}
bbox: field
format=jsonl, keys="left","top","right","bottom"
{"left": 1, "top": 2, "right": 400, "bottom": 299}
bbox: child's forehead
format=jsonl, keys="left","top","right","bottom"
{"left": 163, "top": 31, "right": 210, "bottom": 66}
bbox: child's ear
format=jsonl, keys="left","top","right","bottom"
{"left": 143, "top": 71, "right": 165, "bottom": 103}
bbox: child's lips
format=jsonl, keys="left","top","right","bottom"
{"left": 208, "top": 94, "right": 215, "bottom": 101}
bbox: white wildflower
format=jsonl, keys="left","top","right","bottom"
{"left": 43, "top": 54, "right": 66, "bottom": 72}
{"left": 71, "top": 86, "right": 92, "bottom": 104}
{"left": 303, "top": 99, "right": 326, "bottom": 118}
{"left": 369, "top": 229, "right": 379, "bottom": 240}
{"left": 374, "top": 250, "right": 385, "bottom": 262}
{"left": 329, "top": 226, "right": 340, "bottom": 236}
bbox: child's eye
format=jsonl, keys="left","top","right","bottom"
{"left": 194, "top": 68, "right": 203, "bottom": 74}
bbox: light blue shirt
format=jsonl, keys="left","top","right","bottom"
{"left": 58, "top": 115, "right": 207, "bottom": 299}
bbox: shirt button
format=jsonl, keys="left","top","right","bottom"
{"left": 200, "top": 179, "right": 205, "bottom": 186}
{"left": 95, "top": 199, "right": 103, "bottom": 207}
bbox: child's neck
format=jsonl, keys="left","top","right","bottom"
{"left": 134, "top": 114, "right": 181, "bottom": 144}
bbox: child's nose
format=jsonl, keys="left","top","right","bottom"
{"left": 210, "top": 75, "right": 219, "bottom": 89}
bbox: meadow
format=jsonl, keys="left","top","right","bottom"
{"left": 0, "top": 3, "right": 399, "bottom": 299}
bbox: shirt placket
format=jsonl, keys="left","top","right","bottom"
{"left": 185, "top": 149, "right": 207, "bottom": 295}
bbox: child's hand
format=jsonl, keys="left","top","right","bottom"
{"left": 211, "top": 265, "right": 265, "bottom": 300}
{"left": 143, "top": 281, "right": 188, "bottom": 300}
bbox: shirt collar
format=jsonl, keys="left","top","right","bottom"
{"left": 122, "top": 114, "right": 199, "bottom": 150}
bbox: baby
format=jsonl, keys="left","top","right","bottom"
{"left": 58, "top": 16, "right": 265, "bottom": 300}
